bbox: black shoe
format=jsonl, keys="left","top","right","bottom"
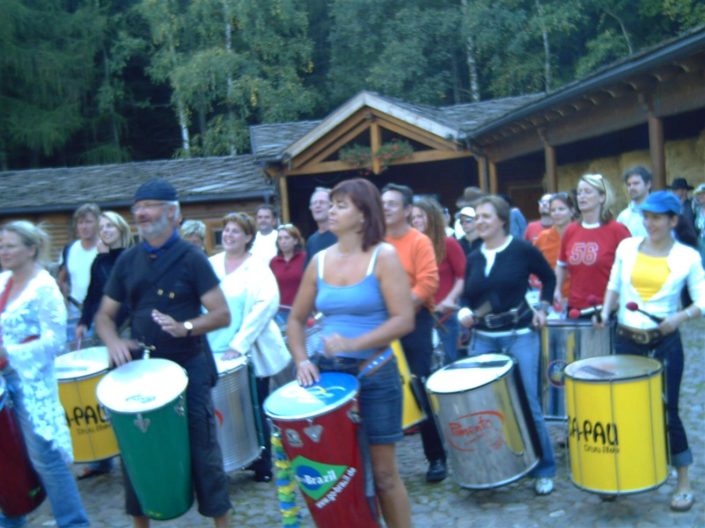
{"left": 426, "top": 459, "right": 447, "bottom": 483}
{"left": 253, "top": 470, "right": 273, "bottom": 483}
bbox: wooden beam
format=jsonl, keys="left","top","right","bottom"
{"left": 648, "top": 112, "right": 666, "bottom": 189}
{"left": 370, "top": 122, "right": 382, "bottom": 175}
{"left": 489, "top": 161, "right": 498, "bottom": 194}
{"left": 301, "top": 120, "right": 371, "bottom": 168}
{"left": 477, "top": 157, "right": 488, "bottom": 192}
{"left": 278, "top": 174, "right": 290, "bottom": 222}
{"left": 544, "top": 143, "right": 557, "bottom": 192}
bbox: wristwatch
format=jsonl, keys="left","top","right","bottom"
{"left": 184, "top": 321, "right": 194, "bottom": 337}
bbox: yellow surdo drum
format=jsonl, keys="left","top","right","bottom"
{"left": 55, "top": 347, "right": 119, "bottom": 462}
{"left": 391, "top": 339, "right": 426, "bottom": 430}
{"left": 565, "top": 354, "right": 667, "bottom": 494}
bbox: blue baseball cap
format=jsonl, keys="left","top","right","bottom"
{"left": 134, "top": 178, "right": 178, "bottom": 203}
{"left": 639, "top": 190, "right": 682, "bottom": 215}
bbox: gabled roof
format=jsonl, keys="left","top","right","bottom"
{"left": 0, "top": 155, "right": 272, "bottom": 215}
{"left": 249, "top": 91, "right": 542, "bottom": 162}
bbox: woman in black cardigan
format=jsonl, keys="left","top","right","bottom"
{"left": 458, "top": 195, "right": 557, "bottom": 496}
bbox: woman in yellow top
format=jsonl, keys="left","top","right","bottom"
{"left": 598, "top": 191, "right": 705, "bottom": 512}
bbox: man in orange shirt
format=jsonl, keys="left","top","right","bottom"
{"left": 382, "top": 183, "right": 447, "bottom": 482}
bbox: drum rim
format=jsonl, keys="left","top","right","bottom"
{"left": 264, "top": 372, "right": 359, "bottom": 421}
{"left": 96, "top": 358, "right": 188, "bottom": 414}
{"left": 545, "top": 319, "right": 606, "bottom": 329}
{"left": 426, "top": 353, "right": 514, "bottom": 395}
{"left": 564, "top": 354, "right": 662, "bottom": 382}
{"left": 55, "top": 346, "right": 110, "bottom": 381}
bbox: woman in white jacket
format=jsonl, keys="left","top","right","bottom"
{"left": 208, "top": 212, "right": 289, "bottom": 483}
{"left": 598, "top": 191, "right": 705, "bottom": 512}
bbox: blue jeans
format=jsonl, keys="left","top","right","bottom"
{"left": 435, "top": 311, "right": 459, "bottom": 365}
{"left": 0, "top": 370, "right": 90, "bottom": 528}
{"left": 614, "top": 331, "right": 692, "bottom": 468}
{"left": 470, "top": 330, "right": 556, "bottom": 478}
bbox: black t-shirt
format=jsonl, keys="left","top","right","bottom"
{"left": 105, "top": 239, "right": 219, "bottom": 360}
{"left": 305, "top": 230, "right": 337, "bottom": 267}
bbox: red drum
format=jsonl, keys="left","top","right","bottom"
{"left": 264, "top": 373, "right": 379, "bottom": 528}
{"left": 0, "top": 376, "right": 46, "bottom": 516}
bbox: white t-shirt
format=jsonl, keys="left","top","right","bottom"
{"left": 249, "top": 230, "right": 278, "bottom": 264}
{"left": 65, "top": 240, "right": 98, "bottom": 304}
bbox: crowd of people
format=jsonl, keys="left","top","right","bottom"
{"left": 1, "top": 166, "right": 704, "bottom": 527}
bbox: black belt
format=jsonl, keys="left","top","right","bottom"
{"left": 616, "top": 325, "right": 662, "bottom": 345}
{"left": 476, "top": 303, "right": 532, "bottom": 330}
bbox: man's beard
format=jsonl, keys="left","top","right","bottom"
{"left": 138, "top": 210, "right": 170, "bottom": 241}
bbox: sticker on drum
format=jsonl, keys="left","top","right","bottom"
{"left": 97, "top": 359, "right": 188, "bottom": 414}
{"left": 263, "top": 372, "right": 359, "bottom": 422}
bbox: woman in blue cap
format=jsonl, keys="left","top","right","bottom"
{"left": 597, "top": 190, "right": 705, "bottom": 512}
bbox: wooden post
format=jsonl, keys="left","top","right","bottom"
{"left": 648, "top": 113, "right": 666, "bottom": 189}
{"left": 544, "top": 143, "right": 557, "bottom": 192}
{"left": 476, "top": 157, "right": 488, "bottom": 192}
{"left": 370, "top": 122, "right": 382, "bottom": 175}
{"left": 489, "top": 161, "right": 498, "bottom": 195}
{"left": 278, "top": 174, "right": 290, "bottom": 223}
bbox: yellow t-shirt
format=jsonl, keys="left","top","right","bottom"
{"left": 631, "top": 252, "right": 670, "bottom": 301}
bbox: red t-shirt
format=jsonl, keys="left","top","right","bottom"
{"left": 558, "top": 221, "right": 630, "bottom": 309}
{"left": 435, "top": 237, "right": 467, "bottom": 305}
{"left": 269, "top": 251, "right": 306, "bottom": 307}
{"left": 524, "top": 220, "right": 549, "bottom": 243}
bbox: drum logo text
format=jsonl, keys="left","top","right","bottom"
{"left": 446, "top": 411, "right": 505, "bottom": 452}
{"left": 65, "top": 405, "right": 112, "bottom": 435}
{"left": 290, "top": 456, "right": 355, "bottom": 505}
{"left": 568, "top": 416, "right": 619, "bottom": 453}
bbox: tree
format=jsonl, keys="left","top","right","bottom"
{"left": 0, "top": 0, "right": 102, "bottom": 168}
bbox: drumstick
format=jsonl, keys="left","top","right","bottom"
{"left": 625, "top": 302, "right": 664, "bottom": 323}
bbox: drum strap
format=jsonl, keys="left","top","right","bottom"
{"left": 357, "top": 347, "right": 393, "bottom": 379}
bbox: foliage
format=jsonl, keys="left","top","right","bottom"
{"left": 1, "top": 0, "right": 703, "bottom": 169}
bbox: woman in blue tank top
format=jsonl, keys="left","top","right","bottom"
{"left": 288, "top": 178, "right": 414, "bottom": 527}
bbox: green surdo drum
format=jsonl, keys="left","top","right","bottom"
{"left": 96, "top": 359, "right": 192, "bottom": 520}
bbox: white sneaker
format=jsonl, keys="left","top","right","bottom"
{"left": 534, "top": 477, "right": 554, "bottom": 495}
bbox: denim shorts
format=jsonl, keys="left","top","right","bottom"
{"left": 316, "top": 354, "right": 403, "bottom": 445}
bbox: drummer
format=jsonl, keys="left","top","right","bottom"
{"left": 95, "top": 178, "right": 232, "bottom": 528}
{"left": 288, "top": 178, "right": 414, "bottom": 527}
{"left": 597, "top": 190, "right": 705, "bottom": 512}
{"left": 457, "top": 195, "right": 557, "bottom": 495}
{"left": 0, "top": 221, "right": 90, "bottom": 527}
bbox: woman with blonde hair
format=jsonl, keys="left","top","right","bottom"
{"left": 0, "top": 221, "right": 90, "bottom": 527}
{"left": 76, "top": 211, "right": 133, "bottom": 341}
{"left": 555, "top": 174, "right": 630, "bottom": 312}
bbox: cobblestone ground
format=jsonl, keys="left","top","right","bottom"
{"left": 24, "top": 320, "right": 704, "bottom": 527}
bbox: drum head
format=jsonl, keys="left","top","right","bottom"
{"left": 426, "top": 353, "right": 513, "bottom": 394}
{"left": 212, "top": 353, "right": 247, "bottom": 376}
{"left": 55, "top": 347, "right": 110, "bottom": 381}
{"left": 96, "top": 358, "right": 188, "bottom": 413}
{"left": 264, "top": 372, "right": 359, "bottom": 421}
{"left": 565, "top": 354, "right": 661, "bottom": 382}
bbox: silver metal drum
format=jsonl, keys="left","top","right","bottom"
{"left": 211, "top": 354, "right": 261, "bottom": 472}
{"left": 539, "top": 319, "right": 612, "bottom": 421}
{"left": 426, "top": 353, "right": 540, "bottom": 489}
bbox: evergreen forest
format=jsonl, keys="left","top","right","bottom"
{"left": 1, "top": 0, "right": 703, "bottom": 170}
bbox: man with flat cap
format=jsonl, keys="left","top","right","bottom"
{"left": 95, "top": 178, "right": 232, "bottom": 527}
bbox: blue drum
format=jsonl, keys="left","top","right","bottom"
{"left": 264, "top": 372, "right": 379, "bottom": 527}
